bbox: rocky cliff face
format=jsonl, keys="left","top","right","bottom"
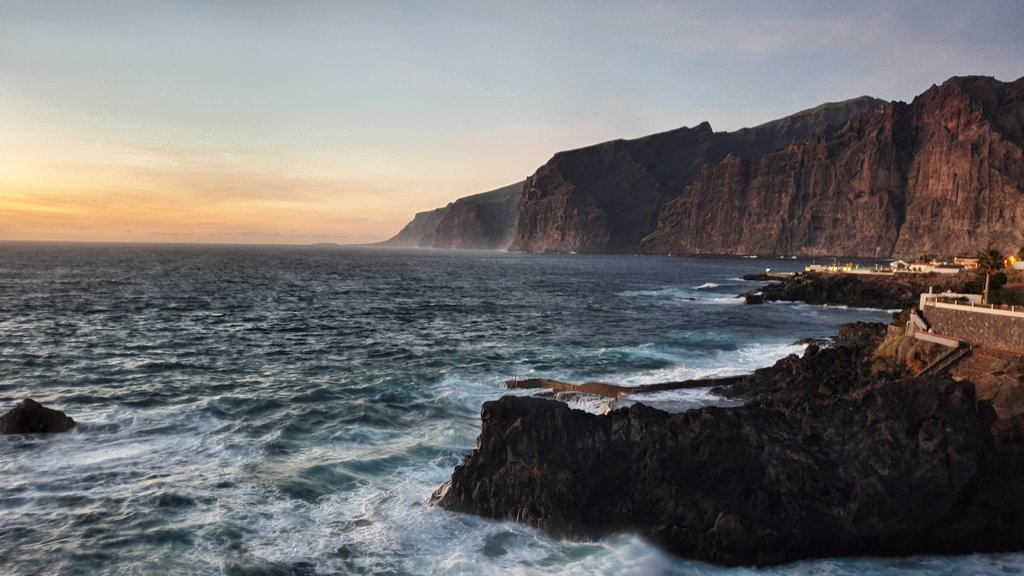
{"left": 437, "top": 326, "right": 1024, "bottom": 566}
{"left": 894, "top": 76, "right": 1024, "bottom": 256}
{"left": 643, "top": 76, "right": 1024, "bottom": 257}
{"left": 383, "top": 181, "right": 523, "bottom": 249}
{"left": 389, "top": 76, "right": 1023, "bottom": 257}
{"left": 508, "top": 123, "right": 719, "bottom": 253}
{"left": 385, "top": 207, "right": 448, "bottom": 248}
{"left": 508, "top": 97, "right": 884, "bottom": 253}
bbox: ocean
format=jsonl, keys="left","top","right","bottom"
{"left": 1, "top": 244, "right": 1020, "bottom": 575}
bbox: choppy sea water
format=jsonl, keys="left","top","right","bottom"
{"left": 1, "top": 243, "right": 1020, "bottom": 575}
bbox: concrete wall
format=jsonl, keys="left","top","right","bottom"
{"left": 923, "top": 305, "right": 1024, "bottom": 354}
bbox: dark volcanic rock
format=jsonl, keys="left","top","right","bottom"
{"left": 754, "top": 271, "right": 961, "bottom": 309}
{"left": 0, "top": 399, "right": 75, "bottom": 434}
{"left": 438, "top": 330, "right": 1024, "bottom": 565}
{"left": 836, "top": 321, "right": 888, "bottom": 350}
{"left": 743, "top": 292, "right": 764, "bottom": 304}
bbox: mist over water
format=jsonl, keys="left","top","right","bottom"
{"left": 2, "top": 244, "right": 1016, "bottom": 575}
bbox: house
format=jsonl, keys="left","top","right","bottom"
{"left": 953, "top": 257, "right": 980, "bottom": 270}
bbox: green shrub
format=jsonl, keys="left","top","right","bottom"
{"left": 892, "top": 306, "right": 914, "bottom": 327}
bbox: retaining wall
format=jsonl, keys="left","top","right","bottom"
{"left": 922, "top": 305, "right": 1024, "bottom": 354}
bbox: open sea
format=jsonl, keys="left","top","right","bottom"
{"left": 1, "top": 243, "right": 1021, "bottom": 575}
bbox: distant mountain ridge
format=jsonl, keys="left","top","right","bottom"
{"left": 382, "top": 181, "right": 524, "bottom": 249}
{"left": 387, "top": 75, "right": 1024, "bottom": 258}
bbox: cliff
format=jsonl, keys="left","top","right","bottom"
{"left": 643, "top": 76, "right": 1024, "bottom": 257}
{"left": 382, "top": 181, "right": 524, "bottom": 249}
{"left": 508, "top": 97, "right": 884, "bottom": 253}
{"left": 437, "top": 324, "right": 1024, "bottom": 566}
{"left": 389, "top": 75, "right": 1024, "bottom": 257}
{"left": 385, "top": 207, "right": 448, "bottom": 248}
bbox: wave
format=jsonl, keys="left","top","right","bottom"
{"left": 597, "top": 340, "right": 805, "bottom": 386}
{"left": 618, "top": 288, "right": 691, "bottom": 299}
{"left": 617, "top": 287, "right": 741, "bottom": 305}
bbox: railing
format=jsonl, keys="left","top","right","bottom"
{"left": 917, "top": 344, "right": 972, "bottom": 377}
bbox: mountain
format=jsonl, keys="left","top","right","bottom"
{"left": 642, "top": 76, "right": 1024, "bottom": 257}
{"left": 382, "top": 181, "right": 524, "bottom": 249}
{"left": 507, "top": 96, "right": 885, "bottom": 253}
{"left": 387, "top": 75, "right": 1024, "bottom": 258}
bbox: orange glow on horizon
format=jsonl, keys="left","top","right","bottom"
{"left": 0, "top": 137, "right": 428, "bottom": 245}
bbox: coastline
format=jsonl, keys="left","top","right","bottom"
{"left": 742, "top": 270, "right": 964, "bottom": 310}
{"left": 437, "top": 273, "right": 1024, "bottom": 566}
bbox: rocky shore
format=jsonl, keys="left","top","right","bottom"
{"left": 436, "top": 322, "right": 1024, "bottom": 566}
{"left": 744, "top": 271, "right": 962, "bottom": 309}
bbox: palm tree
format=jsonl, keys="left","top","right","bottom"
{"left": 978, "top": 244, "right": 1003, "bottom": 304}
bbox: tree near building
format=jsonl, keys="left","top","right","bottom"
{"left": 978, "top": 244, "right": 1004, "bottom": 304}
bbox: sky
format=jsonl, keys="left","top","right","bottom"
{"left": 1, "top": 1, "right": 1023, "bottom": 244}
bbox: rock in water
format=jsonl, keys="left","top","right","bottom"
{"left": 743, "top": 291, "right": 765, "bottom": 304}
{"left": 0, "top": 399, "right": 76, "bottom": 434}
{"left": 438, "top": 334, "right": 1024, "bottom": 566}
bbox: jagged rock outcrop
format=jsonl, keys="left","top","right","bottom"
{"left": 383, "top": 181, "right": 524, "bottom": 249}
{"left": 643, "top": 76, "right": 1024, "bottom": 257}
{"left": 748, "top": 270, "right": 963, "bottom": 309}
{"left": 0, "top": 399, "right": 75, "bottom": 434}
{"left": 509, "top": 97, "right": 884, "bottom": 253}
{"left": 437, "top": 326, "right": 1024, "bottom": 566}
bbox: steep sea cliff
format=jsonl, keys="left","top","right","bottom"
{"left": 642, "top": 76, "right": 1024, "bottom": 257}
{"left": 390, "top": 75, "right": 1024, "bottom": 258}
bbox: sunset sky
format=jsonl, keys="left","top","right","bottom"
{"left": 2, "top": 1, "right": 1023, "bottom": 244}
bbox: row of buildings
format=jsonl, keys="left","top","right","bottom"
{"left": 806, "top": 256, "right": 1024, "bottom": 276}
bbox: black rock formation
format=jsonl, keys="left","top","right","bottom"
{"left": 0, "top": 398, "right": 76, "bottom": 434}
{"left": 437, "top": 324, "right": 1024, "bottom": 566}
{"left": 748, "top": 271, "right": 962, "bottom": 310}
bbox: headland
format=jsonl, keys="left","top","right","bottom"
{"left": 436, "top": 271, "right": 1024, "bottom": 566}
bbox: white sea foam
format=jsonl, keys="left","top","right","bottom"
{"left": 607, "top": 341, "right": 806, "bottom": 387}
{"left": 617, "top": 287, "right": 741, "bottom": 305}
{"left": 617, "top": 288, "right": 692, "bottom": 299}
{"left": 0, "top": 247, "right": 982, "bottom": 575}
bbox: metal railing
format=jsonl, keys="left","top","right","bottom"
{"left": 924, "top": 296, "right": 1024, "bottom": 318}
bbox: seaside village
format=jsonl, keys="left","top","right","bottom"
{"left": 800, "top": 250, "right": 1024, "bottom": 400}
